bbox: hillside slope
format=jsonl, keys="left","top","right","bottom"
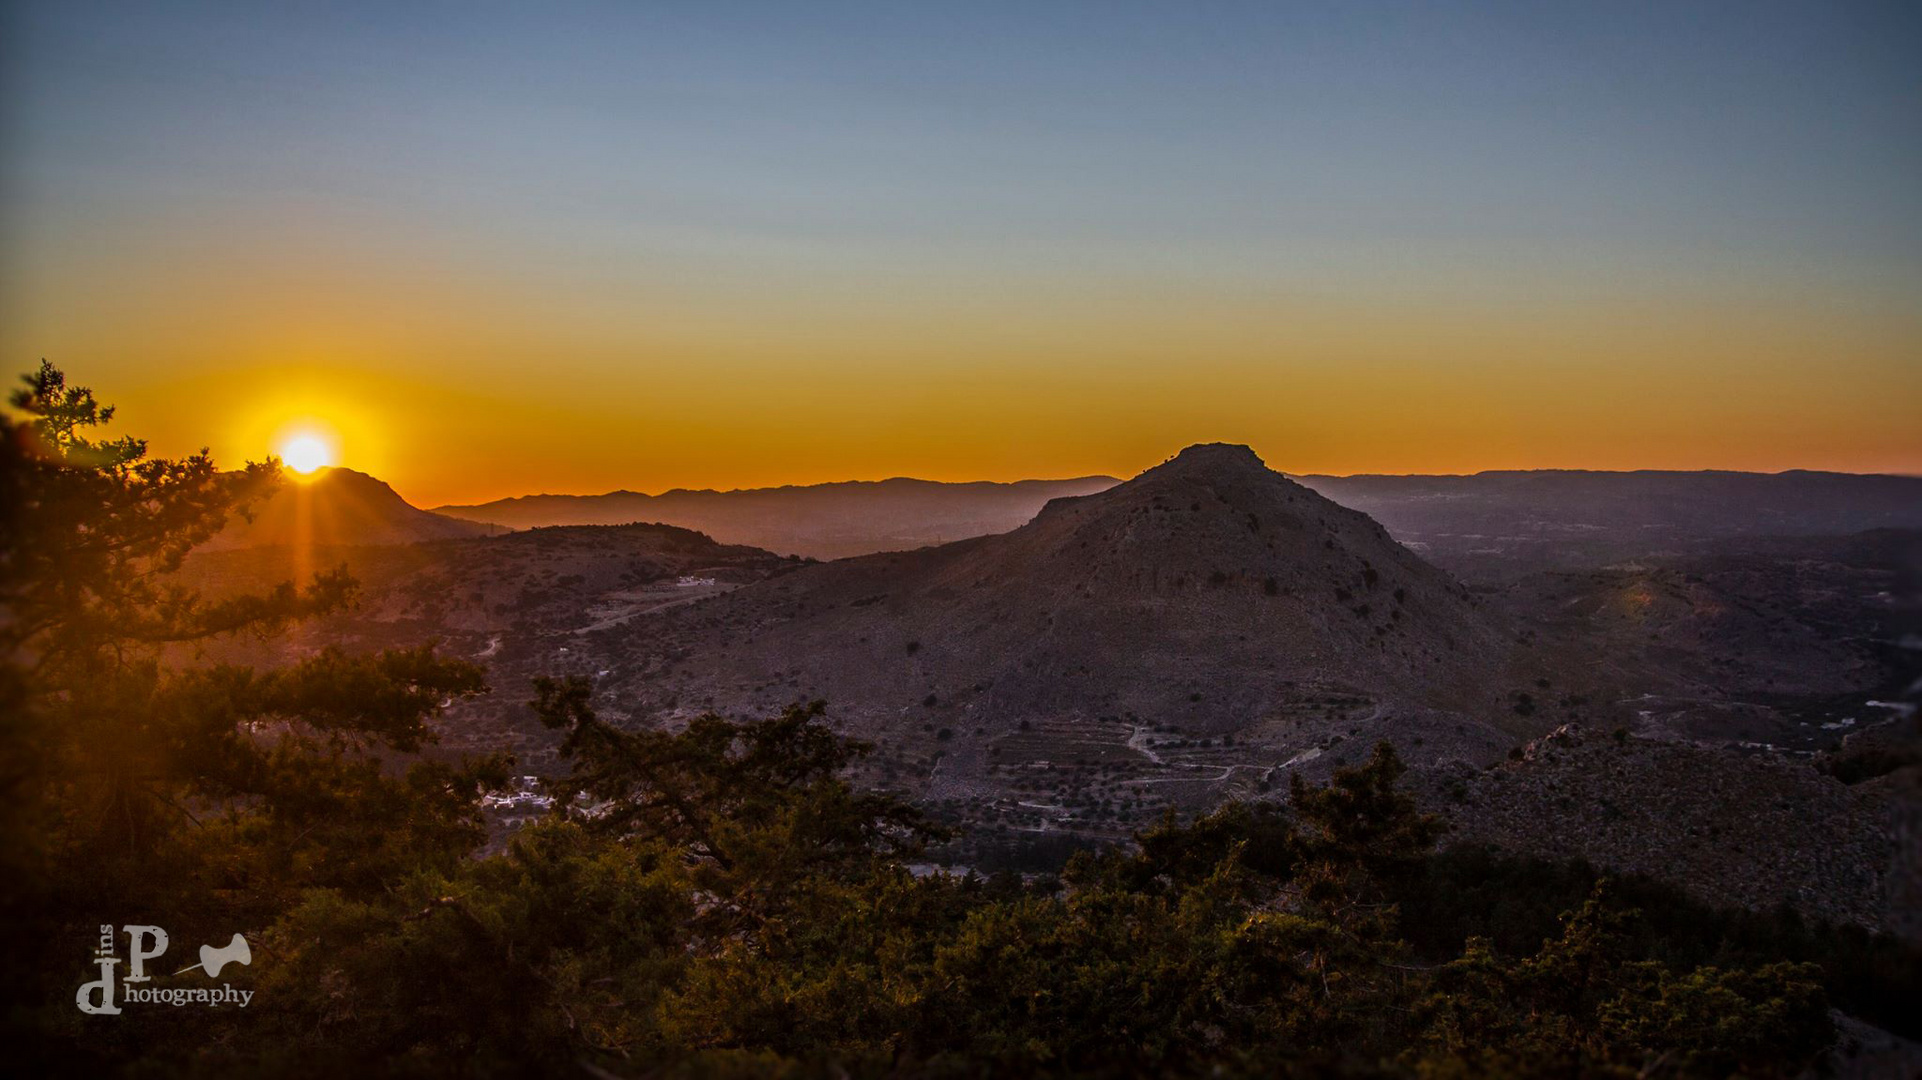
{"left": 588, "top": 444, "right": 1544, "bottom": 815}
{"left": 204, "top": 468, "right": 499, "bottom": 549}
{"left": 175, "top": 523, "right": 799, "bottom": 761}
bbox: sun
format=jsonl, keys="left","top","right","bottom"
{"left": 279, "top": 433, "right": 335, "bottom": 475}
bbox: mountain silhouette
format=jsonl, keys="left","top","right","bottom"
{"left": 203, "top": 468, "right": 501, "bottom": 550}
{"left": 432, "top": 475, "right": 1119, "bottom": 559}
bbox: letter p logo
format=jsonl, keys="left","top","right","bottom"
{"left": 123, "top": 925, "right": 168, "bottom": 984}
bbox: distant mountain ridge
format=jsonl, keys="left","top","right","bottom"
{"left": 1294, "top": 468, "right": 1922, "bottom": 579}
{"left": 203, "top": 467, "right": 501, "bottom": 550}
{"left": 432, "top": 466, "right": 1922, "bottom": 571}
{"left": 433, "top": 475, "right": 1120, "bottom": 559}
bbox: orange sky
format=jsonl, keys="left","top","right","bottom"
{"left": 19, "top": 272, "right": 1917, "bottom": 508}
{"left": 4, "top": 3, "right": 1919, "bottom": 507}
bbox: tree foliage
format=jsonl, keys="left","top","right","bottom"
{"left": 243, "top": 716, "right": 1841, "bottom": 1079}
{"left": 2, "top": 363, "right": 500, "bottom": 1071}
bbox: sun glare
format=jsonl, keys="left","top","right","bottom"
{"left": 279, "top": 433, "right": 334, "bottom": 475}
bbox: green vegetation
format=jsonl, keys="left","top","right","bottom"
{"left": 2, "top": 362, "right": 506, "bottom": 1072}
{"left": 3, "top": 364, "right": 1910, "bottom": 1077}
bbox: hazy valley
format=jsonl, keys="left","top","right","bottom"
{"left": 179, "top": 446, "right": 1922, "bottom": 938}
{"left": 433, "top": 475, "right": 1121, "bottom": 560}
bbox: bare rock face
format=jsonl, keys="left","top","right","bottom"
{"left": 1416, "top": 724, "right": 1901, "bottom": 933}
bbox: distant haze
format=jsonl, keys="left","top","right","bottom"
{"left": 434, "top": 476, "right": 1120, "bottom": 560}
{"left": 427, "top": 465, "right": 1922, "bottom": 570}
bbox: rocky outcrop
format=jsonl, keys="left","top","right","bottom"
{"left": 1416, "top": 724, "right": 1901, "bottom": 933}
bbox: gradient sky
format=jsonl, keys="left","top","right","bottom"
{"left": 3, "top": 1, "right": 1919, "bottom": 506}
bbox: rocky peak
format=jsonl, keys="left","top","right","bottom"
{"left": 201, "top": 467, "right": 498, "bottom": 549}
{"left": 1145, "top": 443, "right": 1273, "bottom": 482}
